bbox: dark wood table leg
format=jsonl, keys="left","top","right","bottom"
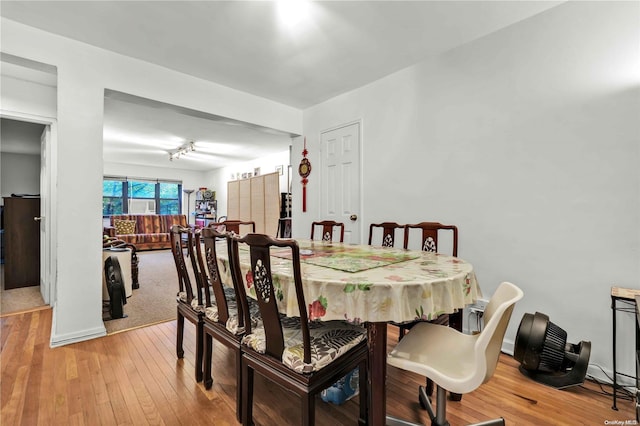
{"left": 448, "top": 310, "right": 463, "bottom": 401}
{"left": 367, "top": 322, "right": 387, "bottom": 425}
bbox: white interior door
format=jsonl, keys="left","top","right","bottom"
{"left": 320, "top": 122, "right": 361, "bottom": 244}
{"left": 39, "top": 125, "right": 50, "bottom": 303}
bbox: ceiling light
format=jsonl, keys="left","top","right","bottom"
{"left": 104, "top": 128, "right": 183, "bottom": 146}
{"left": 277, "top": 0, "right": 310, "bottom": 27}
{"left": 169, "top": 141, "right": 195, "bottom": 161}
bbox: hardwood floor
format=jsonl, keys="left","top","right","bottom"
{"left": 1, "top": 308, "right": 636, "bottom": 425}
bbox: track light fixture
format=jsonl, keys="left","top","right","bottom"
{"left": 169, "top": 141, "right": 195, "bottom": 161}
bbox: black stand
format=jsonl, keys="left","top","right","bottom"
{"left": 517, "top": 340, "right": 591, "bottom": 389}
{"left": 610, "top": 287, "right": 640, "bottom": 413}
{"left": 635, "top": 296, "right": 640, "bottom": 421}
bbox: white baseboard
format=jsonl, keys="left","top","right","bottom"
{"left": 49, "top": 306, "right": 107, "bottom": 347}
{"left": 501, "top": 340, "right": 636, "bottom": 391}
{"left": 50, "top": 327, "right": 106, "bottom": 348}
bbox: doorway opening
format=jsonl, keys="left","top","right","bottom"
{"left": 0, "top": 118, "right": 48, "bottom": 315}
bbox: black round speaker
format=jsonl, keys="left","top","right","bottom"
{"left": 514, "top": 312, "right": 567, "bottom": 373}
{"left": 513, "top": 311, "right": 591, "bottom": 389}
{"left": 104, "top": 256, "right": 127, "bottom": 320}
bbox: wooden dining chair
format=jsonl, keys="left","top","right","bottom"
{"left": 169, "top": 225, "right": 205, "bottom": 382}
{"left": 402, "top": 222, "right": 461, "bottom": 332}
{"left": 277, "top": 217, "right": 292, "bottom": 238}
{"left": 403, "top": 222, "right": 458, "bottom": 256}
{"left": 232, "top": 233, "right": 369, "bottom": 426}
{"left": 310, "top": 220, "right": 345, "bottom": 242}
{"left": 220, "top": 219, "right": 256, "bottom": 235}
{"left": 190, "top": 227, "right": 259, "bottom": 422}
{"left": 401, "top": 221, "right": 462, "bottom": 399}
{"left": 401, "top": 221, "right": 460, "bottom": 332}
{"left": 368, "top": 222, "right": 404, "bottom": 247}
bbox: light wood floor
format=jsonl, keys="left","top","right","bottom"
{"left": 1, "top": 308, "right": 636, "bottom": 425}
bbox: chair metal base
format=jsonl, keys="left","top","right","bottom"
{"left": 386, "top": 385, "right": 505, "bottom": 426}
{"left": 386, "top": 415, "right": 424, "bottom": 426}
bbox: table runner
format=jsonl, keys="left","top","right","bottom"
{"left": 270, "top": 242, "right": 420, "bottom": 273}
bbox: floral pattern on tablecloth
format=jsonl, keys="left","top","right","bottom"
{"left": 216, "top": 239, "right": 481, "bottom": 324}
{"left": 271, "top": 242, "right": 420, "bottom": 273}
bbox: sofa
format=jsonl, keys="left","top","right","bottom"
{"left": 104, "top": 214, "right": 187, "bottom": 251}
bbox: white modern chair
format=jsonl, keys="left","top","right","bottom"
{"left": 386, "top": 281, "right": 524, "bottom": 426}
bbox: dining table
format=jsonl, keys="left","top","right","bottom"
{"left": 216, "top": 238, "right": 481, "bottom": 425}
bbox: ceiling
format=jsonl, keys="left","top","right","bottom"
{"left": 0, "top": 1, "right": 562, "bottom": 171}
{"left": 102, "top": 91, "right": 297, "bottom": 171}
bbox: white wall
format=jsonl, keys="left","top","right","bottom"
{"left": 204, "top": 149, "right": 291, "bottom": 218}
{"left": 299, "top": 1, "right": 640, "bottom": 380}
{"left": 0, "top": 74, "right": 56, "bottom": 206}
{"left": 1, "top": 74, "right": 57, "bottom": 118}
{"left": 1, "top": 17, "right": 303, "bottom": 346}
{"left": 1, "top": 117, "right": 47, "bottom": 200}
{"left": 1, "top": 153, "right": 40, "bottom": 198}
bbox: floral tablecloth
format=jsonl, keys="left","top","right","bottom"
{"left": 271, "top": 243, "right": 420, "bottom": 273}
{"left": 216, "top": 239, "right": 481, "bottom": 324}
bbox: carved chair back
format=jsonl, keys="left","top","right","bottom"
{"left": 169, "top": 225, "right": 198, "bottom": 304}
{"left": 198, "top": 227, "right": 239, "bottom": 325}
{"left": 403, "top": 222, "right": 458, "bottom": 256}
{"left": 311, "top": 220, "right": 345, "bottom": 242}
{"left": 220, "top": 219, "right": 256, "bottom": 235}
{"left": 233, "top": 233, "right": 310, "bottom": 362}
{"left": 368, "top": 222, "right": 404, "bottom": 247}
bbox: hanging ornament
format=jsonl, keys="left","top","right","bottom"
{"left": 298, "top": 137, "right": 311, "bottom": 212}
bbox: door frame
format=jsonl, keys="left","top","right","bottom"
{"left": 319, "top": 120, "right": 364, "bottom": 244}
{"left": 1, "top": 109, "right": 57, "bottom": 306}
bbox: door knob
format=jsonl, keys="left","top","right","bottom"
{"left": 350, "top": 214, "right": 358, "bottom": 221}
{"left": 34, "top": 216, "right": 43, "bottom": 222}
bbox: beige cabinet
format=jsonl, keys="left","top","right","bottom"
{"left": 227, "top": 180, "right": 240, "bottom": 219}
{"left": 227, "top": 172, "right": 280, "bottom": 235}
{"left": 239, "top": 179, "right": 252, "bottom": 221}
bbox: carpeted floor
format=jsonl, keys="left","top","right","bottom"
{"left": 1, "top": 250, "right": 178, "bottom": 334}
{"left": 103, "top": 249, "right": 177, "bottom": 334}
{"left": 0, "top": 264, "right": 47, "bottom": 315}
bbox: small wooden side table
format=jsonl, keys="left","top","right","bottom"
{"left": 611, "top": 286, "right": 640, "bottom": 412}
{"left": 635, "top": 295, "right": 640, "bottom": 421}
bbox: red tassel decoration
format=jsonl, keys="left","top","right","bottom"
{"left": 298, "top": 137, "right": 311, "bottom": 213}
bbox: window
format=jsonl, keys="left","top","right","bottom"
{"left": 159, "top": 182, "right": 180, "bottom": 214}
{"left": 128, "top": 181, "right": 155, "bottom": 199}
{"left": 103, "top": 180, "right": 124, "bottom": 215}
{"left": 103, "top": 177, "right": 182, "bottom": 216}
